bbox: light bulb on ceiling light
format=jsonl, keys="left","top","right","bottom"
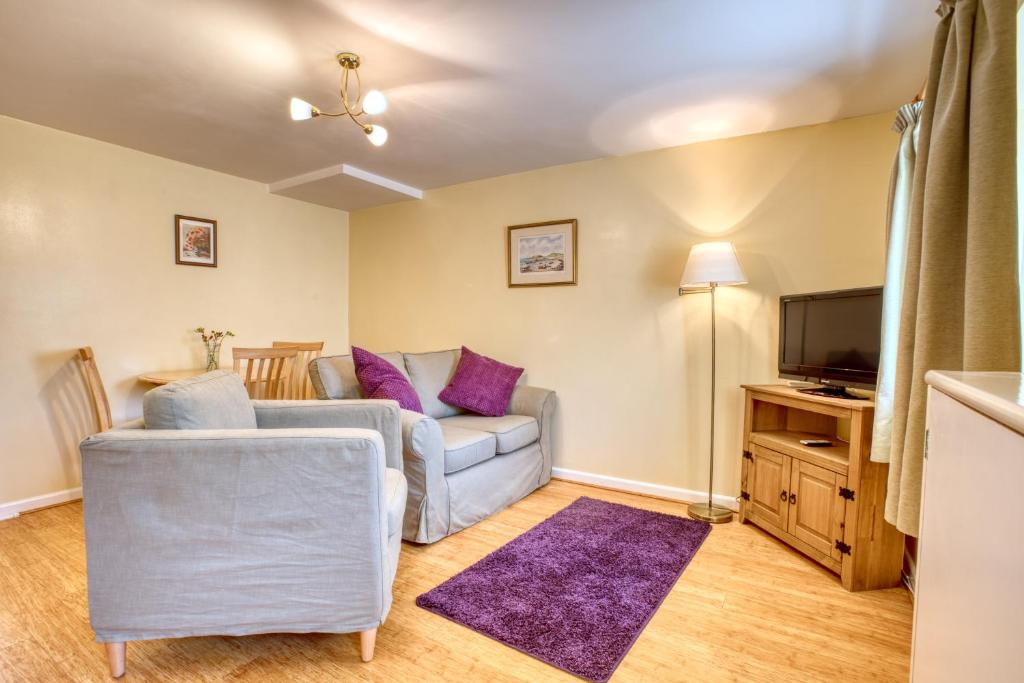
{"left": 290, "top": 97, "right": 316, "bottom": 121}
{"left": 362, "top": 89, "right": 387, "bottom": 115}
{"left": 365, "top": 125, "right": 388, "bottom": 146}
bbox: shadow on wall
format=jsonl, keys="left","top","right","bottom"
{"left": 548, "top": 392, "right": 564, "bottom": 472}
{"left": 36, "top": 350, "right": 99, "bottom": 488}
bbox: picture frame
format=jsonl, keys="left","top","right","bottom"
{"left": 174, "top": 215, "right": 217, "bottom": 267}
{"left": 507, "top": 219, "right": 577, "bottom": 288}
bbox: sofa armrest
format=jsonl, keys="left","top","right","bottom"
{"left": 252, "top": 399, "right": 402, "bottom": 471}
{"left": 80, "top": 428, "right": 392, "bottom": 642}
{"left": 399, "top": 410, "right": 449, "bottom": 543}
{"left": 508, "top": 385, "right": 556, "bottom": 485}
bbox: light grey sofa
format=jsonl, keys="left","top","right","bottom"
{"left": 309, "top": 349, "right": 556, "bottom": 544}
{"left": 80, "top": 370, "right": 406, "bottom": 677}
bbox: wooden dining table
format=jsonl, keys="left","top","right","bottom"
{"left": 138, "top": 369, "right": 207, "bottom": 385}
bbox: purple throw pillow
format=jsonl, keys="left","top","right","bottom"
{"left": 352, "top": 346, "right": 424, "bottom": 413}
{"left": 438, "top": 346, "right": 524, "bottom": 417}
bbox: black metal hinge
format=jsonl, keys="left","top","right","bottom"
{"left": 742, "top": 450, "right": 753, "bottom": 461}
{"left": 838, "top": 487, "right": 855, "bottom": 501}
{"left": 739, "top": 491, "right": 750, "bottom": 501}
{"left": 835, "top": 540, "right": 852, "bottom": 555}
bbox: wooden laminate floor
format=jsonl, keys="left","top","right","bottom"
{"left": 0, "top": 480, "right": 912, "bottom": 682}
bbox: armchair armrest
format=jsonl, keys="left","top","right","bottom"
{"left": 252, "top": 399, "right": 402, "bottom": 471}
{"left": 508, "top": 385, "right": 556, "bottom": 485}
{"left": 111, "top": 417, "right": 145, "bottom": 430}
{"left": 80, "top": 428, "right": 392, "bottom": 642}
{"left": 399, "top": 410, "right": 449, "bottom": 543}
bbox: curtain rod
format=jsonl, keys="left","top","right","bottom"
{"left": 912, "top": 78, "right": 927, "bottom": 103}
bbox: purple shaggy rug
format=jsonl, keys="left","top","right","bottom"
{"left": 415, "top": 497, "right": 711, "bottom": 682}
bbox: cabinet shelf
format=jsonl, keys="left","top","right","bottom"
{"left": 749, "top": 430, "right": 849, "bottom": 474}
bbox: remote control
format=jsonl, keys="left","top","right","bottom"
{"left": 799, "top": 439, "right": 833, "bottom": 447}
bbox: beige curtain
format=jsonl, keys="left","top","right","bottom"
{"left": 881, "top": 0, "right": 1020, "bottom": 536}
{"left": 871, "top": 102, "right": 923, "bottom": 464}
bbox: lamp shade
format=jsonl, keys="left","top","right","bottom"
{"left": 679, "top": 241, "right": 747, "bottom": 288}
{"left": 365, "top": 125, "right": 389, "bottom": 146}
{"left": 362, "top": 89, "right": 388, "bottom": 115}
{"left": 290, "top": 97, "right": 315, "bottom": 121}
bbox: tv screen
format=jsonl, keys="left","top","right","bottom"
{"left": 778, "top": 287, "right": 883, "bottom": 387}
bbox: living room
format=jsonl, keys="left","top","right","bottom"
{"left": 1, "top": 1, "right": 1021, "bottom": 681}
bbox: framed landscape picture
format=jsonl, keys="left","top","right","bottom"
{"left": 507, "top": 219, "right": 577, "bottom": 287}
{"left": 175, "top": 215, "right": 217, "bottom": 267}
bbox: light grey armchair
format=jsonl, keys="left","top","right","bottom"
{"left": 80, "top": 370, "right": 406, "bottom": 678}
{"left": 310, "top": 349, "right": 556, "bottom": 543}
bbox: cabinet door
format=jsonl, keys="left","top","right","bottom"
{"left": 749, "top": 445, "right": 791, "bottom": 531}
{"left": 788, "top": 459, "right": 845, "bottom": 557}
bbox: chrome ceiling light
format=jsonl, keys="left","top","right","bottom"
{"left": 290, "top": 52, "right": 388, "bottom": 146}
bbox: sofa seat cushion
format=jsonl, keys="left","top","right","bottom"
{"left": 437, "top": 414, "right": 539, "bottom": 454}
{"left": 384, "top": 467, "right": 407, "bottom": 537}
{"left": 440, "top": 424, "right": 497, "bottom": 474}
{"left": 143, "top": 370, "right": 257, "bottom": 430}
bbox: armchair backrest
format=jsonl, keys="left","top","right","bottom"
{"left": 143, "top": 370, "right": 258, "bottom": 430}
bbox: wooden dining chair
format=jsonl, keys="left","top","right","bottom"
{"left": 232, "top": 347, "right": 299, "bottom": 400}
{"left": 78, "top": 347, "right": 113, "bottom": 433}
{"left": 272, "top": 341, "right": 325, "bottom": 400}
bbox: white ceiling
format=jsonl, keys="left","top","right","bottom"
{"left": 0, "top": 0, "right": 935, "bottom": 210}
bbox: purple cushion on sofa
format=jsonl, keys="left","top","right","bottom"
{"left": 352, "top": 346, "right": 424, "bottom": 413}
{"left": 438, "top": 346, "right": 524, "bottom": 417}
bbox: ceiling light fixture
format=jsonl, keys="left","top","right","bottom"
{"left": 290, "top": 52, "right": 389, "bottom": 146}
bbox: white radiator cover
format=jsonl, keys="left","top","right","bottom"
{"left": 911, "top": 371, "right": 1024, "bottom": 682}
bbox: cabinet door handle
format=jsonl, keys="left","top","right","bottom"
{"left": 779, "top": 490, "right": 788, "bottom": 501}
{"left": 789, "top": 493, "right": 797, "bottom": 505}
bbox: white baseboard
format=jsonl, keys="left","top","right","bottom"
{"left": 2, "top": 473, "right": 739, "bottom": 521}
{"left": 0, "top": 487, "right": 82, "bottom": 521}
{"left": 551, "top": 467, "right": 738, "bottom": 512}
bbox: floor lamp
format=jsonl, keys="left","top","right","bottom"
{"left": 679, "top": 241, "right": 747, "bottom": 524}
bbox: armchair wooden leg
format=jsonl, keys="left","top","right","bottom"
{"left": 359, "top": 628, "right": 377, "bottom": 662}
{"left": 105, "top": 642, "right": 126, "bottom": 678}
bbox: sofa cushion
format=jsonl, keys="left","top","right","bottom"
{"left": 384, "top": 467, "right": 407, "bottom": 537}
{"left": 309, "top": 352, "right": 408, "bottom": 400}
{"left": 437, "top": 414, "right": 539, "bottom": 454}
{"left": 403, "top": 349, "right": 465, "bottom": 419}
{"left": 143, "top": 370, "right": 257, "bottom": 430}
{"left": 352, "top": 347, "right": 423, "bottom": 412}
{"left": 437, "top": 346, "right": 524, "bottom": 417}
{"left": 440, "top": 424, "right": 497, "bottom": 474}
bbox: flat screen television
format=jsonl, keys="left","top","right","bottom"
{"left": 778, "top": 286, "right": 883, "bottom": 398}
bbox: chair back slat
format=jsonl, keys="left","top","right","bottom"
{"left": 78, "top": 347, "right": 113, "bottom": 432}
{"left": 232, "top": 347, "right": 298, "bottom": 400}
{"left": 272, "top": 341, "right": 324, "bottom": 400}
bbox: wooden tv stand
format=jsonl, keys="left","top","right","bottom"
{"left": 739, "top": 385, "right": 904, "bottom": 591}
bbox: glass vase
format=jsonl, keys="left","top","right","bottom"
{"left": 205, "top": 342, "right": 222, "bottom": 371}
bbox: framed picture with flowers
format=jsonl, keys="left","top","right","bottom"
{"left": 175, "top": 215, "right": 217, "bottom": 267}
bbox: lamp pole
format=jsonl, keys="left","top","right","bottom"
{"left": 678, "top": 241, "right": 745, "bottom": 524}
{"left": 708, "top": 281, "right": 717, "bottom": 515}
{"left": 685, "top": 281, "right": 733, "bottom": 524}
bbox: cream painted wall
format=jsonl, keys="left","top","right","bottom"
{"left": 0, "top": 115, "right": 349, "bottom": 508}
{"left": 349, "top": 112, "right": 894, "bottom": 499}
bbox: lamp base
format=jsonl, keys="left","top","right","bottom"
{"left": 687, "top": 502, "right": 734, "bottom": 524}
